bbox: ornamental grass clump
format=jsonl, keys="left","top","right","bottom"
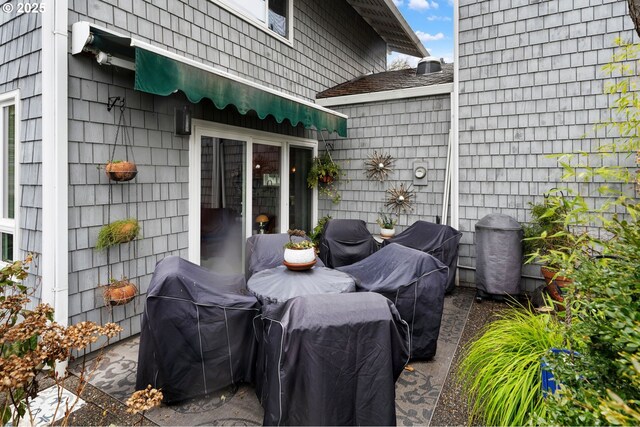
{"left": 95, "top": 218, "right": 140, "bottom": 250}
{"left": 457, "top": 307, "right": 563, "bottom": 426}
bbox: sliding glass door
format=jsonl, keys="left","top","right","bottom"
{"left": 191, "top": 123, "right": 316, "bottom": 273}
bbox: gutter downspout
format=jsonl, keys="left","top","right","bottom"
{"left": 42, "top": 0, "right": 69, "bottom": 374}
{"left": 452, "top": 0, "right": 461, "bottom": 286}
{"left": 452, "top": 0, "right": 460, "bottom": 231}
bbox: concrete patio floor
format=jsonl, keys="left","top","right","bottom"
{"left": 55, "top": 287, "right": 484, "bottom": 426}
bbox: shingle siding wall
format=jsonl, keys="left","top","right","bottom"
{"left": 67, "top": 0, "right": 387, "bottom": 345}
{"left": 72, "top": 0, "right": 386, "bottom": 101}
{"left": 319, "top": 94, "right": 452, "bottom": 233}
{"left": 458, "top": 0, "right": 639, "bottom": 290}
{"left": 0, "top": 12, "right": 42, "bottom": 290}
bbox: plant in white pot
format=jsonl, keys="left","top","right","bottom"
{"left": 377, "top": 211, "right": 397, "bottom": 238}
{"left": 283, "top": 229, "right": 316, "bottom": 270}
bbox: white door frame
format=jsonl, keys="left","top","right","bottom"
{"left": 188, "top": 119, "right": 318, "bottom": 265}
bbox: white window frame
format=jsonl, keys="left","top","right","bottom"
{"left": 0, "top": 90, "right": 20, "bottom": 265}
{"left": 188, "top": 120, "right": 317, "bottom": 265}
{"left": 209, "top": 0, "right": 294, "bottom": 46}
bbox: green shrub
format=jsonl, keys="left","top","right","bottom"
{"left": 457, "top": 307, "right": 563, "bottom": 426}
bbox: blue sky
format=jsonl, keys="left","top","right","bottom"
{"left": 388, "top": 0, "right": 454, "bottom": 66}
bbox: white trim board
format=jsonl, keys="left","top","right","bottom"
{"left": 315, "top": 83, "right": 453, "bottom": 107}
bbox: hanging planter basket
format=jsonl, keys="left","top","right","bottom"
{"left": 106, "top": 160, "right": 138, "bottom": 182}
{"left": 96, "top": 218, "right": 140, "bottom": 250}
{"left": 103, "top": 279, "right": 138, "bottom": 306}
{"left": 106, "top": 97, "right": 138, "bottom": 182}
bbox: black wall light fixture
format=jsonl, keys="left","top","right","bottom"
{"left": 175, "top": 105, "right": 192, "bottom": 135}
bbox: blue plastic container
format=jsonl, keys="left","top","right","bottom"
{"left": 541, "top": 348, "right": 578, "bottom": 397}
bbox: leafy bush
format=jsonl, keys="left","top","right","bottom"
{"left": 457, "top": 307, "right": 563, "bottom": 426}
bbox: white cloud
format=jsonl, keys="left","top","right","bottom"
{"left": 408, "top": 0, "right": 439, "bottom": 10}
{"left": 422, "top": 47, "right": 453, "bottom": 63}
{"left": 416, "top": 31, "right": 445, "bottom": 42}
{"left": 392, "top": 0, "right": 403, "bottom": 6}
{"left": 426, "top": 15, "right": 452, "bottom": 21}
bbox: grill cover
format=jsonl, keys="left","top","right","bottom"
{"left": 245, "top": 233, "right": 324, "bottom": 279}
{"left": 319, "top": 219, "right": 377, "bottom": 268}
{"left": 382, "top": 220, "right": 462, "bottom": 293}
{"left": 136, "top": 256, "right": 261, "bottom": 403}
{"left": 339, "top": 243, "right": 449, "bottom": 360}
{"left": 256, "top": 292, "right": 410, "bottom": 426}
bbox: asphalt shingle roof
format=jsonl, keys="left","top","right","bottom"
{"left": 316, "top": 63, "right": 454, "bottom": 99}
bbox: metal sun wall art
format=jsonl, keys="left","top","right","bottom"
{"left": 365, "top": 151, "right": 395, "bottom": 182}
{"left": 385, "top": 183, "right": 415, "bottom": 215}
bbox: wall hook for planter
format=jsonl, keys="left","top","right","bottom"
{"left": 107, "top": 96, "right": 126, "bottom": 112}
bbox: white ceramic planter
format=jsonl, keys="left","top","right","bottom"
{"left": 284, "top": 248, "right": 316, "bottom": 264}
{"left": 380, "top": 227, "right": 396, "bottom": 238}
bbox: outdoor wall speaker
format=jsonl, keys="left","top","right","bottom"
{"left": 175, "top": 106, "right": 192, "bottom": 135}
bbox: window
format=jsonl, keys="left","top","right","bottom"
{"left": 216, "top": 0, "right": 291, "bottom": 39}
{"left": 0, "top": 93, "right": 17, "bottom": 263}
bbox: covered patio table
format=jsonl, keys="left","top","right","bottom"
{"left": 247, "top": 265, "right": 356, "bottom": 305}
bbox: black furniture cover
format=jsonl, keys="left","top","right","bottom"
{"left": 245, "top": 233, "right": 323, "bottom": 278}
{"left": 136, "top": 256, "right": 261, "bottom": 403}
{"left": 256, "top": 292, "right": 410, "bottom": 426}
{"left": 382, "top": 220, "right": 462, "bottom": 294}
{"left": 319, "top": 219, "right": 377, "bottom": 268}
{"left": 339, "top": 243, "right": 449, "bottom": 360}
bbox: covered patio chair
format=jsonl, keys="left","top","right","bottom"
{"left": 255, "top": 292, "right": 410, "bottom": 426}
{"left": 382, "top": 220, "right": 462, "bottom": 294}
{"left": 136, "top": 256, "right": 261, "bottom": 403}
{"left": 245, "top": 233, "right": 323, "bottom": 279}
{"left": 338, "top": 243, "right": 449, "bottom": 360}
{"left": 318, "top": 219, "right": 377, "bottom": 268}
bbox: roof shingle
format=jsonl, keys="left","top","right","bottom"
{"left": 316, "top": 63, "right": 453, "bottom": 99}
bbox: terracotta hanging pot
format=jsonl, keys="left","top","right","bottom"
{"left": 319, "top": 175, "right": 334, "bottom": 184}
{"left": 103, "top": 279, "right": 138, "bottom": 306}
{"left": 106, "top": 160, "right": 138, "bottom": 182}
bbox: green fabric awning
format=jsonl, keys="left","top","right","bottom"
{"left": 134, "top": 48, "right": 347, "bottom": 137}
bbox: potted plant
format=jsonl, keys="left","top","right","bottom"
{"left": 377, "top": 211, "right": 397, "bottom": 238}
{"left": 283, "top": 229, "right": 316, "bottom": 270}
{"left": 307, "top": 152, "right": 342, "bottom": 204}
{"left": 103, "top": 277, "right": 138, "bottom": 305}
{"left": 96, "top": 218, "right": 140, "bottom": 250}
{"left": 105, "top": 160, "right": 138, "bottom": 182}
{"left": 523, "top": 194, "right": 574, "bottom": 303}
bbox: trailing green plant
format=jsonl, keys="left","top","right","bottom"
{"left": 307, "top": 152, "right": 343, "bottom": 204}
{"left": 0, "top": 255, "right": 122, "bottom": 426}
{"left": 376, "top": 211, "right": 397, "bottom": 229}
{"left": 457, "top": 307, "right": 564, "bottom": 426}
{"left": 95, "top": 218, "right": 140, "bottom": 250}
{"left": 283, "top": 229, "right": 314, "bottom": 250}
{"left": 308, "top": 215, "right": 331, "bottom": 247}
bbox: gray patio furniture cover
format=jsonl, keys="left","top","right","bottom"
{"left": 248, "top": 265, "right": 355, "bottom": 305}
{"left": 339, "top": 243, "right": 449, "bottom": 360}
{"left": 319, "top": 219, "right": 378, "bottom": 268}
{"left": 245, "top": 233, "right": 324, "bottom": 278}
{"left": 136, "top": 256, "right": 261, "bottom": 403}
{"left": 256, "top": 292, "right": 410, "bottom": 426}
{"left": 382, "top": 220, "right": 462, "bottom": 294}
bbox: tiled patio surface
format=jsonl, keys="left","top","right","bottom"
{"left": 71, "top": 288, "right": 475, "bottom": 426}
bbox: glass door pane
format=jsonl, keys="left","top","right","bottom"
{"left": 200, "top": 137, "right": 246, "bottom": 274}
{"left": 252, "top": 144, "right": 281, "bottom": 235}
{"left": 289, "top": 146, "right": 313, "bottom": 233}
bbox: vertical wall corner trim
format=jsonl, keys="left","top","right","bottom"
{"left": 41, "top": 1, "right": 69, "bottom": 330}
